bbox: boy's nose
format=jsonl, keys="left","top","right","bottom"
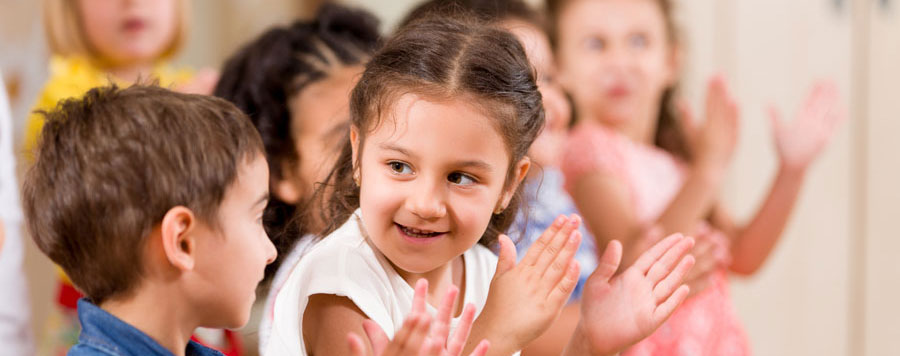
{"left": 264, "top": 236, "right": 277, "bottom": 265}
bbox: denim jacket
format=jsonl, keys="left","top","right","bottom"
{"left": 68, "top": 299, "right": 223, "bottom": 356}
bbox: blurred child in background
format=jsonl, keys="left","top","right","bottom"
{"left": 214, "top": 3, "right": 381, "bottom": 352}
{"left": 549, "top": 0, "right": 844, "bottom": 354}
{"left": 1, "top": 69, "right": 34, "bottom": 356}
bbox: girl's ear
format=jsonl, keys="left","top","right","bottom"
{"left": 497, "top": 156, "right": 531, "bottom": 212}
{"left": 160, "top": 206, "right": 197, "bottom": 271}
{"left": 664, "top": 43, "right": 683, "bottom": 87}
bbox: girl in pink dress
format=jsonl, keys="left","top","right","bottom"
{"left": 548, "top": 0, "right": 844, "bottom": 354}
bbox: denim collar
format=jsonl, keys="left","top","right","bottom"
{"left": 75, "top": 298, "right": 222, "bottom": 356}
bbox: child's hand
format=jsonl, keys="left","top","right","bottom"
{"left": 348, "top": 279, "right": 490, "bottom": 356}
{"left": 771, "top": 81, "right": 844, "bottom": 172}
{"left": 471, "top": 215, "right": 582, "bottom": 354}
{"left": 174, "top": 68, "right": 220, "bottom": 95}
{"left": 682, "top": 223, "right": 730, "bottom": 298}
{"left": 680, "top": 76, "right": 740, "bottom": 174}
{"left": 567, "top": 233, "right": 695, "bottom": 356}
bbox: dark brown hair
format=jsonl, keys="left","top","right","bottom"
{"left": 22, "top": 84, "right": 264, "bottom": 304}
{"left": 399, "top": 0, "right": 545, "bottom": 31}
{"left": 317, "top": 15, "right": 545, "bottom": 247}
{"left": 214, "top": 3, "right": 380, "bottom": 283}
{"left": 546, "top": 0, "right": 692, "bottom": 161}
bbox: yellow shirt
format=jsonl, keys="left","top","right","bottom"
{"left": 24, "top": 55, "right": 192, "bottom": 158}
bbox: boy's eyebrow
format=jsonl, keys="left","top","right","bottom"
{"left": 252, "top": 193, "right": 269, "bottom": 208}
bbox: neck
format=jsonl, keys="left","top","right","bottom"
{"left": 394, "top": 256, "right": 465, "bottom": 314}
{"left": 100, "top": 286, "right": 197, "bottom": 356}
{"left": 104, "top": 62, "right": 156, "bottom": 83}
{"left": 583, "top": 107, "right": 658, "bottom": 146}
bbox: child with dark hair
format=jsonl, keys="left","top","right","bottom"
{"left": 213, "top": 4, "right": 381, "bottom": 351}
{"left": 267, "top": 15, "right": 696, "bottom": 356}
{"left": 23, "top": 84, "right": 276, "bottom": 356}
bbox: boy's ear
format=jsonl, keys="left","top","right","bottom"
{"left": 160, "top": 206, "right": 197, "bottom": 271}
{"left": 497, "top": 156, "right": 531, "bottom": 212}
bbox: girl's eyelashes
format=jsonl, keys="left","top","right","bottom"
{"left": 388, "top": 161, "right": 414, "bottom": 175}
{"left": 447, "top": 172, "right": 477, "bottom": 186}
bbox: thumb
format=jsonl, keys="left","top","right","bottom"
{"left": 591, "top": 240, "right": 623, "bottom": 283}
{"left": 495, "top": 234, "right": 517, "bottom": 274}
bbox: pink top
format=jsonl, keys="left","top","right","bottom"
{"left": 562, "top": 121, "right": 750, "bottom": 356}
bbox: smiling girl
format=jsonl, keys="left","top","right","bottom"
{"left": 266, "top": 15, "right": 697, "bottom": 356}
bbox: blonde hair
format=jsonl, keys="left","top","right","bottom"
{"left": 42, "top": 0, "right": 190, "bottom": 62}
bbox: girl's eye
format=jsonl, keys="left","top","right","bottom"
{"left": 447, "top": 172, "right": 476, "bottom": 186}
{"left": 629, "top": 34, "right": 648, "bottom": 49}
{"left": 586, "top": 37, "right": 605, "bottom": 51}
{"left": 388, "top": 161, "right": 413, "bottom": 175}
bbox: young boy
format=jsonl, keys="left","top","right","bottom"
{"left": 22, "top": 84, "right": 277, "bottom": 356}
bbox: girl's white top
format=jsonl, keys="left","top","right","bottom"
{"left": 264, "top": 209, "right": 500, "bottom": 356}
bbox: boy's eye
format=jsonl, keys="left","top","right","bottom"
{"left": 629, "top": 34, "right": 648, "bottom": 49}
{"left": 447, "top": 172, "right": 476, "bottom": 186}
{"left": 388, "top": 161, "right": 413, "bottom": 175}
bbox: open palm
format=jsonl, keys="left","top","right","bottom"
{"left": 772, "top": 81, "right": 844, "bottom": 171}
{"left": 577, "top": 234, "right": 695, "bottom": 355}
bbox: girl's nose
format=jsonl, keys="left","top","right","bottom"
{"left": 406, "top": 179, "right": 446, "bottom": 220}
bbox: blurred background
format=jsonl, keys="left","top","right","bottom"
{"left": 1, "top": 0, "right": 898, "bottom": 355}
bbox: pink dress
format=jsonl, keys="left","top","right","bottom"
{"left": 561, "top": 121, "right": 750, "bottom": 356}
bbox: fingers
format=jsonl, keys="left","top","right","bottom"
{"left": 652, "top": 255, "right": 695, "bottom": 304}
{"left": 547, "top": 259, "right": 580, "bottom": 307}
{"left": 540, "top": 228, "right": 582, "bottom": 285}
{"left": 467, "top": 340, "right": 491, "bottom": 356}
{"left": 646, "top": 237, "right": 695, "bottom": 284}
{"left": 429, "top": 285, "right": 459, "bottom": 343}
{"left": 653, "top": 284, "right": 690, "bottom": 326}
{"left": 494, "top": 234, "right": 518, "bottom": 275}
{"left": 348, "top": 333, "right": 368, "bottom": 356}
{"left": 533, "top": 215, "right": 580, "bottom": 275}
{"left": 447, "top": 303, "right": 477, "bottom": 355}
{"left": 676, "top": 99, "right": 699, "bottom": 140}
{"left": 632, "top": 233, "right": 685, "bottom": 274}
{"left": 412, "top": 279, "right": 428, "bottom": 315}
{"left": 381, "top": 313, "right": 431, "bottom": 355}
{"left": 590, "top": 240, "right": 623, "bottom": 283}
{"left": 520, "top": 215, "right": 568, "bottom": 266}
{"left": 363, "top": 319, "right": 390, "bottom": 355}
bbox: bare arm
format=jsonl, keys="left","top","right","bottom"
{"left": 723, "top": 82, "right": 843, "bottom": 275}
{"left": 304, "top": 294, "right": 371, "bottom": 356}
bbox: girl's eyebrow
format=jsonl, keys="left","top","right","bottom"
{"left": 379, "top": 143, "right": 416, "bottom": 159}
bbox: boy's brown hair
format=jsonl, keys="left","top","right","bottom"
{"left": 22, "top": 84, "right": 264, "bottom": 304}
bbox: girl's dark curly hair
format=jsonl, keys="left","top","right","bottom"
{"left": 214, "top": 3, "right": 380, "bottom": 283}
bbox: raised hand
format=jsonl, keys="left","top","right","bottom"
{"left": 680, "top": 76, "right": 740, "bottom": 173}
{"left": 348, "top": 279, "right": 490, "bottom": 356}
{"left": 470, "top": 215, "right": 583, "bottom": 354}
{"left": 771, "top": 81, "right": 844, "bottom": 172}
{"left": 567, "top": 233, "right": 695, "bottom": 356}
